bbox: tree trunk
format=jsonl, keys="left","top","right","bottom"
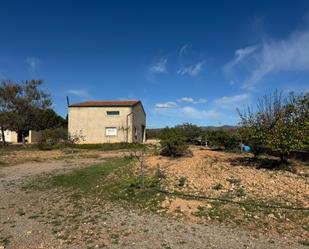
{"left": 21, "top": 131, "right": 26, "bottom": 146}
{"left": 1, "top": 126, "right": 6, "bottom": 145}
{"left": 280, "top": 154, "right": 288, "bottom": 164}
{"left": 140, "top": 161, "right": 145, "bottom": 190}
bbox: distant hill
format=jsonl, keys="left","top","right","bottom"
{"left": 147, "top": 125, "right": 238, "bottom": 132}
{"left": 200, "top": 125, "right": 238, "bottom": 131}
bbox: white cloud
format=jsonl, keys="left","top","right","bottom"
{"left": 197, "top": 98, "right": 207, "bottom": 104}
{"left": 177, "top": 97, "right": 207, "bottom": 104}
{"left": 26, "top": 57, "right": 40, "bottom": 71}
{"left": 179, "top": 44, "right": 188, "bottom": 57}
{"left": 155, "top": 101, "right": 178, "bottom": 109}
{"left": 155, "top": 105, "right": 222, "bottom": 120}
{"left": 224, "top": 29, "right": 309, "bottom": 89}
{"left": 149, "top": 58, "right": 167, "bottom": 74}
{"left": 68, "top": 89, "right": 90, "bottom": 99}
{"left": 181, "top": 106, "right": 222, "bottom": 119}
{"left": 223, "top": 45, "right": 258, "bottom": 73}
{"left": 177, "top": 97, "right": 194, "bottom": 103}
{"left": 177, "top": 60, "right": 205, "bottom": 76}
{"left": 214, "top": 94, "right": 250, "bottom": 109}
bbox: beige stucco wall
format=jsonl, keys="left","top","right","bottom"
{"left": 0, "top": 130, "right": 18, "bottom": 143}
{"left": 0, "top": 130, "right": 41, "bottom": 143}
{"left": 68, "top": 105, "right": 145, "bottom": 144}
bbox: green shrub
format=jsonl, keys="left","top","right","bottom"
{"left": 176, "top": 123, "right": 203, "bottom": 144}
{"left": 37, "top": 128, "right": 68, "bottom": 150}
{"left": 146, "top": 129, "right": 160, "bottom": 139}
{"left": 38, "top": 129, "right": 145, "bottom": 151}
{"left": 74, "top": 142, "right": 145, "bottom": 150}
{"left": 203, "top": 129, "right": 240, "bottom": 150}
{"left": 159, "top": 127, "right": 190, "bottom": 157}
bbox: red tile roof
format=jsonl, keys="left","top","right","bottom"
{"left": 69, "top": 100, "right": 141, "bottom": 108}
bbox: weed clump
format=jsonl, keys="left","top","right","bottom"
{"left": 178, "top": 176, "right": 187, "bottom": 187}
{"left": 212, "top": 183, "right": 223, "bottom": 190}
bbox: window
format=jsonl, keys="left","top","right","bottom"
{"left": 106, "top": 111, "right": 120, "bottom": 116}
{"left": 105, "top": 127, "right": 117, "bottom": 136}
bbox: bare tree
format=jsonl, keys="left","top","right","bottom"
{"left": 67, "top": 130, "right": 85, "bottom": 153}
{"left": 130, "top": 149, "right": 146, "bottom": 190}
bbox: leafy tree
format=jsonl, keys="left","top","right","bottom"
{"left": 238, "top": 90, "right": 309, "bottom": 163}
{"left": 0, "top": 81, "right": 20, "bottom": 144}
{"left": 237, "top": 126, "right": 265, "bottom": 157}
{"left": 0, "top": 79, "right": 52, "bottom": 144}
{"left": 37, "top": 109, "right": 67, "bottom": 129}
{"left": 159, "top": 127, "right": 189, "bottom": 157}
{"left": 287, "top": 93, "right": 309, "bottom": 150}
{"left": 268, "top": 92, "right": 309, "bottom": 162}
{"left": 203, "top": 129, "right": 239, "bottom": 150}
{"left": 176, "top": 123, "right": 203, "bottom": 144}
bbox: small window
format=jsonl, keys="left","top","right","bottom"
{"left": 107, "top": 111, "right": 120, "bottom": 116}
{"left": 105, "top": 127, "right": 117, "bottom": 136}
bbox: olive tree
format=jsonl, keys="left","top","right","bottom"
{"left": 238, "top": 90, "right": 309, "bottom": 163}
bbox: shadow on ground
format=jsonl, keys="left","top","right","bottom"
{"left": 230, "top": 157, "right": 297, "bottom": 173}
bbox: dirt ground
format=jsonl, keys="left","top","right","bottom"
{"left": 0, "top": 147, "right": 308, "bottom": 248}
{"left": 145, "top": 148, "right": 309, "bottom": 205}
{"left": 146, "top": 147, "right": 309, "bottom": 239}
{"left": 0, "top": 148, "right": 127, "bottom": 166}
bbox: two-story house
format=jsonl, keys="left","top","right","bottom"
{"left": 68, "top": 100, "right": 146, "bottom": 143}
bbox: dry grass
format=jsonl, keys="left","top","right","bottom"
{"left": 0, "top": 147, "right": 129, "bottom": 166}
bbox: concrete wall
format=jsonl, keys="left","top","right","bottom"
{"left": 28, "top": 130, "right": 41, "bottom": 143}
{"left": 69, "top": 105, "right": 146, "bottom": 144}
{"left": 132, "top": 103, "right": 146, "bottom": 142}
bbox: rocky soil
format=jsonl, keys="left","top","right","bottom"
{"left": 0, "top": 148, "right": 308, "bottom": 248}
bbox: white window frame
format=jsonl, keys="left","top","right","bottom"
{"left": 105, "top": 127, "right": 118, "bottom": 137}
{"left": 106, "top": 111, "right": 120, "bottom": 116}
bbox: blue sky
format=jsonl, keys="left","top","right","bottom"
{"left": 1, "top": 0, "right": 309, "bottom": 128}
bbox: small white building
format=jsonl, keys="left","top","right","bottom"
{"left": 0, "top": 130, "right": 41, "bottom": 143}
